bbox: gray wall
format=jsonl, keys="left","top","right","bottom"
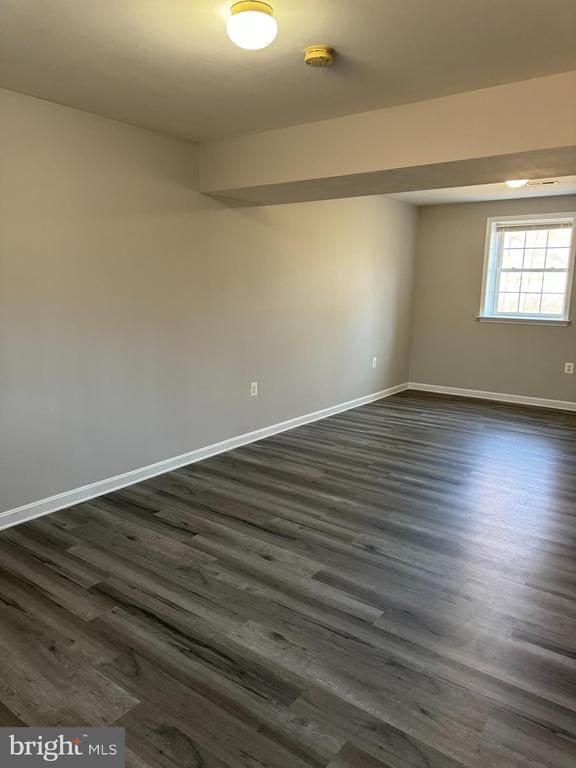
{"left": 0, "top": 89, "right": 417, "bottom": 513}
{"left": 410, "top": 196, "right": 576, "bottom": 401}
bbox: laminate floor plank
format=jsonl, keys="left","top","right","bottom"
{"left": 1, "top": 391, "right": 575, "bottom": 767}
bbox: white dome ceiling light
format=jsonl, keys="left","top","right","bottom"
{"left": 505, "top": 179, "right": 529, "bottom": 188}
{"left": 226, "top": 1, "right": 278, "bottom": 50}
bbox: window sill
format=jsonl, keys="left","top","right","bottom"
{"left": 476, "top": 316, "right": 571, "bottom": 326}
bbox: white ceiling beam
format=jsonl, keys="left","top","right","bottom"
{"left": 199, "top": 72, "right": 576, "bottom": 204}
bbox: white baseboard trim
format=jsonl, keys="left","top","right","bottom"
{"left": 408, "top": 382, "right": 576, "bottom": 412}
{"left": 0, "top": 383, "right": 408, "bottom": 532}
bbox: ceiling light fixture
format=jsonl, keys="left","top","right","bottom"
{"left": 226, "top": 1, "right": 278, "bottom": 50}
{"left": 505, "top": 179, "right": 529, "bottom": 189}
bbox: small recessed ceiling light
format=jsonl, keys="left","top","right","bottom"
{"left": 505, "top": 179, "right": 529, "bottom": 189}
{"left": 226, "top": 1, "right": 278, "bottom": 50}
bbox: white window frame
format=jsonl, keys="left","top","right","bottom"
{"left": 478, "top": 212, "right": 576, "bottom": 325}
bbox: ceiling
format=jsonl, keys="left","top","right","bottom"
{"left": 1, "top": 0, "right": 575, "bottom": 142}
{"left": 390, "top": 176, "right": 576, "bottom": 206}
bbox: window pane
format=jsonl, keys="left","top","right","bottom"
{"left": 503, "top": 230, "right": 525, "bottom": 248}
{"left": 545, "top": 248, "right": 570, "bottom": 269}
{"left": 502, "top": 249, "right": 523, "bottom": 269}
{"left": 520, "top": 272, "right": 543, "bottom": 293}
{"left": 523, "top": 248, "right": 546, "bottom": 269}
{"left": 519, "top": 294, "right": 541, "bottom": 314}
{"left": 526, "top": 229, "right": 548, "bottom": 248}
{"left": 547, "top": 228, "right": 572, "bottom": 247}
{"left": 543, "top": 272, "right": 567, "bottom": 293}
{"left": 499, "top": 272, "right": 521, "bottom": 292}
{"left": 540, "top": 294, "right": 564, "bottom": 315}
{"left": 497, "top": 293, "right": 519, "bottom": 313}
{"left": 486, "top": 219, "right": 574, "bottom": 320}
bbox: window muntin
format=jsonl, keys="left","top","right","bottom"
{"left": 481, "top": 215, "right": 576, "bottom": 322}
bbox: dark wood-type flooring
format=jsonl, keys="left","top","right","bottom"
{"left": 1, "top": 391, "right": 576, "bottom": 767}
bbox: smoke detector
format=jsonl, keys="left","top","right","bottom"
{"left": 304, "top": 45, "right": 335, "bottom": 67}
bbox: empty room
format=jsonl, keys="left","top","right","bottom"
{"left": 1, "top": 1, "right": 576, "bottom": 766}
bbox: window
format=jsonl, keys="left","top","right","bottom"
{"left": 479, "top": 213, "right": 576, "bottom": 324}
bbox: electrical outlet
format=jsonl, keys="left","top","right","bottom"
{"left": 372, "top": 357, "right": 378, "bottom": 368}
{"left": 250, "top": 381, "right": 258, "bottom": 396}
{"left": 564, "top": 362, "right": 574, "bottom": 375}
